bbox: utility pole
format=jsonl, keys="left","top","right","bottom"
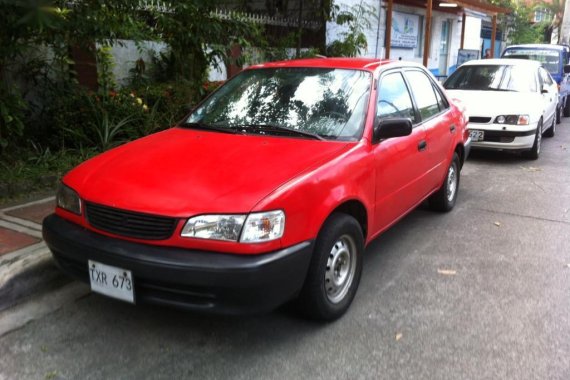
{"left": 560, "top": 0, "right": 570, "bottom": 45}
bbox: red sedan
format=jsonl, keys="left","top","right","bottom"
{"left": 43, "top": 58, "right": 470, "bottom": 320}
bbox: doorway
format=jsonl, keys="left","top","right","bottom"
{"left": 439, "top": 20, "right": 452, "bottom": 76}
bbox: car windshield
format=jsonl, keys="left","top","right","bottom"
{"left": 443, "top": 64, "right": 536, "bottom": 93}
{"left": 184, "top": 67, "right": 372, "bottom": 141}
{"left": 502, "top": 48, "right": 560, "bottom": 74}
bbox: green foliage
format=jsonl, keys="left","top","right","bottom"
{"left": 0, "top": 84, "right": 27, "bottom": 150}
{"left": 326, "top": 2, "right": 375, "bottom": 57}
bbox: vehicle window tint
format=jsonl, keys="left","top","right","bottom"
{"left": 405, "top": 71, "right": 440, "bottom": 120}
{"left": 444, "top": 64, "right": 537, "bottom": 93}
{"left": 503, "top": 48, "right": 559, "bottom": 74}
{"left": 377, "top": 72, "right": 415, "bottom": 121}
{"left": 433, "top": 84, "right": 448, "bottom": 111}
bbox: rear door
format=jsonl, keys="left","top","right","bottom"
{"left": 403, "top": 69, "right": 454, "bottom": 191}
{"left": 372, "top": 71, "right": 431, "bottom": 234}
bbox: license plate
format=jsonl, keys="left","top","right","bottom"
{"left": 88, "top": 260, "right": 134, "bottom": 303}
{"left": 469, "top": 129, "right": 484, "bottom": 142}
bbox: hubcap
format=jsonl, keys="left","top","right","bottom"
{"left": 446, "top": 165, "right": 457, "bottom": 202}
{"left": 324, "top": 235, "right": 357, "bottom": 304}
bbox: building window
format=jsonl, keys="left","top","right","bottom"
{"left": 534, "top": 9, "right": 553, "bottom": 23}
{"left": 415, "top": 15, "right": 424, "bottom": 57}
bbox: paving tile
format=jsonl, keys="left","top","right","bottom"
{"left": 6, "top": 200, "right": 55, "bottom": 224}
{"left": 0, "top": 227, "right": 40, "bottom": 256}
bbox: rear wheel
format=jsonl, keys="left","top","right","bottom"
{"left": 556, "top": 105, "right": 562, "bottom": 124}
{"left": 523, "top": 120, "right": 542, "bottom": 160}
{"left": 429, "top": 153, "right": 460, "bottom": 212}
{"left": 564, "top": 97, "right": 570, "bottom": 117}
{"left": 297, "top": 213, "right": 363, "bottom": 321}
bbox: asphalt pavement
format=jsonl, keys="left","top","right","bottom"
{"left": 1, "top": 120, "right": 570, "bottom": 380}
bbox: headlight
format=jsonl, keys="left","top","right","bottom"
{"left": 181, "top": 210, "right": 285, "bottom": 243}
{"left": 56, "top": 183, "right": 81, "bottom": 215}
{"left": 181, "top": 214, "right": 246, "bottom": 241}
{"left": 494, "top": 114, "right": 529, "bottom": 125}
{"left": 240, "top": 211, "right": 285, "bottom": 243}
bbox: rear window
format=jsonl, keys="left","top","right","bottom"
{"left": 502, "top": 48, "right": 559, "bottom": 74}
{"left": 443, "top": 64, "right": 537, "bottom": 93}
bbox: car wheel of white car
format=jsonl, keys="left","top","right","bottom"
{"left": 544, "top": 116, "right": 556, "bottom": 138}
{"left": 429, "top": 153, "right": 460, "bottom": 212}
{"left": 297, "top": 212, "right": 363, "bottom": 321}
{"left": 524, "top": 119, "right": 542, "bottom": 160}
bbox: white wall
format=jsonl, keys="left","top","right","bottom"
{"left": 98, "top": 40, "right": 227, "bottom": 85}
{"left": 326, "top": 0, "right": 483, "bottom": 75}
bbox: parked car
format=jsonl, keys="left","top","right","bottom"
{"left": 502, "top": 44, "right": 570, "bottom": 123}
{"left": 443, "top": 58, "right": 558, "bottom": 160}
{"left": 43, "top": 58, "right": 469, "bottom": 320}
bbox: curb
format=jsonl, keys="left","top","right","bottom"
{"left": 0, "top": 242, "right": 69, "bottom": 312}
{"left": 0, "top": 197, "right": 69, "bottom": 311}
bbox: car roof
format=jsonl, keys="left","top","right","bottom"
{"left": 505, "top": 44, "right": 568, "bottom": 52}
{"left": 460, "top": 58, "right": 541, "bottom": 67}
{"left": 247, "top": 57, "right": 427, "bottom": 73}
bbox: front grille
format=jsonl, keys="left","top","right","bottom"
{"left": 484, "top": 136, "right": 515, "bottom": 143}
{"left": 85, "top": 202, "right": 177, "bottom": 240}
{"left": 469, "top": 116, "right": 492, "bottom": 123}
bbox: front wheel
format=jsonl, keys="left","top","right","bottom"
{"left": 564, "top": 96, "right": 570, "bottom": 117}
{"left": 297, "top": 213, "right": 364, "bottom": 321}
{"left": 544, "top": 116, "right": 556, "bottom": 138}
{"left": 429, "top": 152, "right": 460, "bottom": 212}
{"left": 523, "top": 120, "right": 542, "bottom": 160}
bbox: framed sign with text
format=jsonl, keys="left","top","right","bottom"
{"left": 390, "top": 12, "right": 420, "bottom": 49}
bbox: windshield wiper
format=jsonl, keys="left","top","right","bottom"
{"left": 234, "top": 124, "right": 326, "bottom": 141}
{"left": 487, "top": 88, "right": 517, "bottom": 92}
{"left": 180, "top": 122, "right": 238, "bottom": 134}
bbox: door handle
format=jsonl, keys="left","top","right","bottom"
{"left": 418, "top": 140, "right": 427, "bottom": 151}
{"left": 450, "top": 124, "right": 456, "bottom": 133}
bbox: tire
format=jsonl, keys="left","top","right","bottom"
{"left": 523, "top": 120, "right": 542, "bottom": 160}
{"left": 544, "top": 115, "right": 556, "bottom": 138}
{"left": 556, "top": 105, "right": 562, "bottom": 124}
{"left": 429, "top": 152, "right": 460, "bottom": 212}
{"left": 297, "top": 213, "right": 364, "bottom": 321}
{"left": 565, "top": 96, "right": 570, "bottom": 117}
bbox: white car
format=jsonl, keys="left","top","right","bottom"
{"left": 444, "top": 59, "right": 558, "bottom": 159}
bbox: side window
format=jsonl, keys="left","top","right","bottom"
{"left": 539, "top": 67, "right": 553, "bottom": 85}
{"left": 433, "top": 84, "right": 449, "bottom": 112}
{"left": 377, "top": 72, "right": 416, "bottom": 121}
{"left": 404, "top": 70, "right": 441, "bottom": 120}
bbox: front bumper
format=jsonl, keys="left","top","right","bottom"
{"left": 43, "top": 214, "right": 314, "bottom": 315}
{"left": 468, "top": 123, "right": 536, "bottom": 151}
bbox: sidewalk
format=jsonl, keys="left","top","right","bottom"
{"left": 0, "top": 197, "right": 66, "bottom": 310}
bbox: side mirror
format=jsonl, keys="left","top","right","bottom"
{"left": 564, "top": 64, "right": 570, "bottom": 74}
{"left": 374, "top": 117, "right": 413, "bottom": 141}
{"left": 541, "top": 84, "right": 550, "bottom": 94}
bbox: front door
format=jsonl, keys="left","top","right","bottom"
{"left": 372, "top": 71, "right": 430, "bottom": 235}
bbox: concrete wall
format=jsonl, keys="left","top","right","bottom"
{"left": 98, "top": 40, "right": 227, "bottom": 86}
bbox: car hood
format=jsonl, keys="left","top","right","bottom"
{"left": 445, "top": 90, "right": 542, "bottom": 121}
{"left": 64, "top": 128, "right": 351, "bottom": 217}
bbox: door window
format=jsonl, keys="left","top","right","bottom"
{"left": 377, "top": 72, "right": 416, "bottom": 122}
{"left": 404, "top": 70, "right": 440, "bottom": 120}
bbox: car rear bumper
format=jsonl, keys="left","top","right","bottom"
{"left": 43, "top": 214, "right": 314, "bottom": 315}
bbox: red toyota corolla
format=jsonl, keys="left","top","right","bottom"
{"left": 43, "top": 58, "right": 470, "bottom": 320}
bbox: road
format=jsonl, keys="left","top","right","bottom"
{"left": 2, "top": 121, "right": 570, "bottom": 380}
